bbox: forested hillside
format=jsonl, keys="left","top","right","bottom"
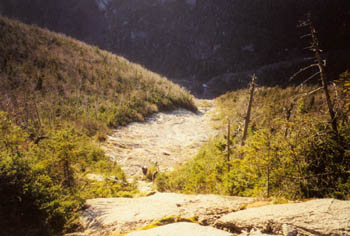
{"left": 0, "top": 16, "right": 195, "bottom": 236}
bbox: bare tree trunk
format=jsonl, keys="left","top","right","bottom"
{"left": 33, "top": 98, "right": 42, "bottom": 132}
{"left": 284, "top": 103, "right": 294, "bottom": 137}
{"left": 266, "top": 164, "right": 270, "bottom": 198}
{"left": 226, "top": 118, "right": 231, "bottom": 170}
{"left": 308, "top": 18, "right": 338, "bottom": 133}
{"left": 242, "top": 74, "right": 256, "bottom": 145}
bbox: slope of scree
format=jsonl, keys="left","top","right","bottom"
{"left": 103, "top": 99, "right": 219, "bottom": 178}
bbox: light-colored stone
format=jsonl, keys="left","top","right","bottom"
{"left": 102, "top": 99, "right": 219, "bottom": 178}
{"left": 86, "top": 174, "right": 105, "bottom": 182}
{"left": 136, "top": 180, "right": 154, "bottom": 193}
{"left": 125, "top": 222, "right": 232, "bottom": 236}
{"left": 281, "top": 224, "right": 297, "bottom": 236}
{"left": 240, "top": 228, "right": 280, "bottom": 236}
{"left": 65, "top": 233, "right": 88, "bottom": 236}
{"left": 215, "top": 199, "right": 350, "bottom": 236}
{"left": 78, "top": 192, "right": 255, "bottom": 235}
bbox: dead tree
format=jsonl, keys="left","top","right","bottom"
{"left": 225, "top": 117, "right": 232, "bottom": 170}
{"left": 292, "top": 14, "right": 338, "bottom": 133}
{"left": 241, "top": 74, "right": 257, "bottom": 145}
{"left": 309, "top": 20, "right": 337, "bottom": 133}
{"left": 226, "top": 117, "right": 231, "bottom": 162}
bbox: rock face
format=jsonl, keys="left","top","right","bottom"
{"left": 215, "top": 198, "right": 350, "bottom": 236}
{"left": 79, "top": 192, "right": 255, "bottom": 235}
{"left": 124, "top": 222, "right": 232, "bottom": 236}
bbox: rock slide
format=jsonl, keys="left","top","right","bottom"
{"left": 103, "top": 99, "right": 219, "bottom": 177}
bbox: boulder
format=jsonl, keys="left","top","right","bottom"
{"left": 215, "top": 198, "right": 350, "bottom": 236}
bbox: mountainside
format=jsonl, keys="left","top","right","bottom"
{"left": 1, "top": 0, "right": 350, "bottom": 96}
{"left": 0, "top": 15, "right": 195, "bottom": 235}
{"left": 0, "top": 15, "right": 195, "bottom": 136}
{"left": 1, "top": 4, "right": 350, "bottom": 236}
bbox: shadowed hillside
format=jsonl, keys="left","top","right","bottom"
{"left": 1, "top": 0, "right": 350, "bottom": 96}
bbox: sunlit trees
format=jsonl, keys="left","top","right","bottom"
{"left": 156, "top": 85, "right": 350, "bottom": 200}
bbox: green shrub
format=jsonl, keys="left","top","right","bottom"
{"left": 0, "top": 112, "right": 135, "bottom": 235}
{"left": 156, "top": 85, "right": 350, "bottom": 200}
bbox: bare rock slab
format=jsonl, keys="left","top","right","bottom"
{"left": 125, "top": 222, "right": 232, "bottom": 236}
{"left": 80, "top": 192, "right": 255, "bottom": 235}
{"left": 215, "top": 198, "right": 350, "bottom": 236}
{"left": 103, "top": 100, "right": 219, "bottom": 177}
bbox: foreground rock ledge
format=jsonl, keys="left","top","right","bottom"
{"left": 125, "top": 222, "right": 232, "bottom": 236}
{"left": 215, "top": 198, "right": 350, "bottom": 236}
{"left": 78, "top": 192, "right": 255, "bottom": 235}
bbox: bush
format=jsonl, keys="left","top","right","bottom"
{"left": 0, "top": 113, "right": 83, "bottom": 235}
{"left": 302, "top": 125, "right": 350, "bottom": 199}
{"left": 0, "top": 112, "right": 134, "bottom": 235}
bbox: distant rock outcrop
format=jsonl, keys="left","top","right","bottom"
{"left": 95, "top": 0, "right": 112, "bottom": 11}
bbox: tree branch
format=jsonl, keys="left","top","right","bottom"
{"left": 289, "top": 64, "right": 318, "bottom": 81}
{"left": 299, "top": 72, "right": 320, "bottom": 86}
{"left": 301, "top": 87, "right": 323, "bottom": 97}
{"left": 300, "top": 33, "right": 312, "bottom": 39}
